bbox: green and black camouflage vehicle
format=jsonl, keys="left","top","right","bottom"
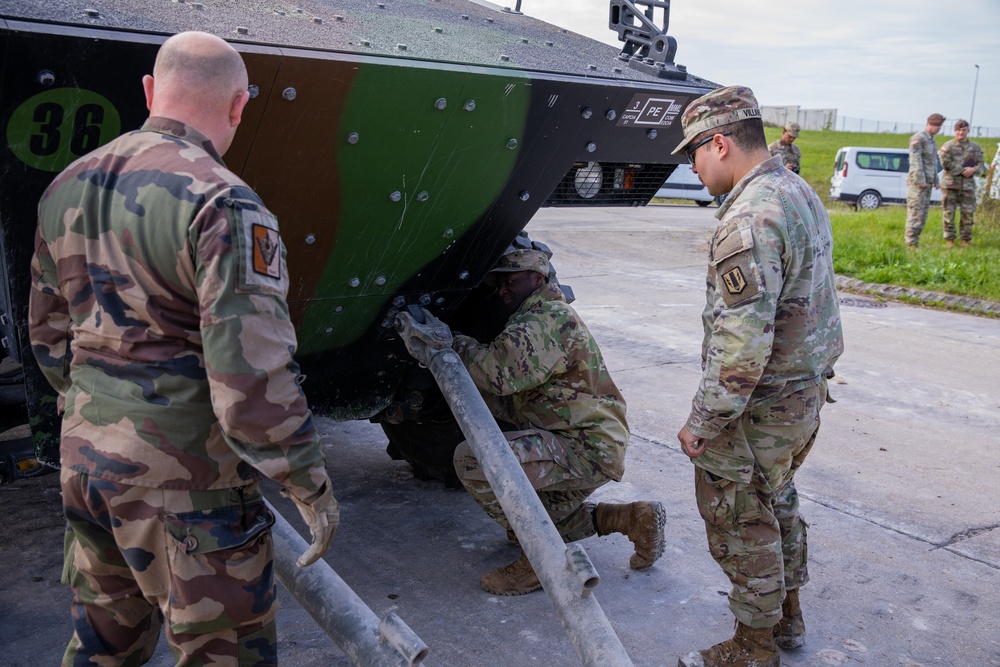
{"left": 0, "top": 0, "right": 715, "bottom": 482}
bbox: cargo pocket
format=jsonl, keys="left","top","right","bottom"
{"left": 696, "top": 469, "right": 762, "bottom": 530}
{"left": 164, "top": 502, "right": 274, "bottom": 582}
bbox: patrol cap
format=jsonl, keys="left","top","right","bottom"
{"left": 927, "top": 113, "right": 945, "bottom": 126}
{"left": 954, "top": 118, "right": 969, "bottom": 129}
{"left": 784, "top": 122, "right": 801, "bottom": 137}
{"left": 672, "top": 85, "right": 761, "bottom": 155}
{"left": 484, "top": 249, "right": 550, "bottom": 287}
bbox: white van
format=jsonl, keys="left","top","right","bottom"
{"left": 829, "top": 146, "right": 941, "bottom": 210}
{"left": 655, "top": 163, "right": 716, "bottom": 206}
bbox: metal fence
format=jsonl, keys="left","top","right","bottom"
{"left": 835, "top": 115, "right": 1000, "bottom": 138}
{"left": 762, "top": 106, "right": 1000, "bottom": 138}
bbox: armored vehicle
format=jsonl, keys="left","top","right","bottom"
{"left": 0, "top": 0, "right": 716, "bottom": 482}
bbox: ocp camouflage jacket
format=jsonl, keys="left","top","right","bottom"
{"left": 452, "top": 283, "right": 628, "bottom": 480}
{"left": 685, "top": 155, "right": 844, "bottom": 479}
{"left": 939, "top": 138, "right": 984, "bottom": 191}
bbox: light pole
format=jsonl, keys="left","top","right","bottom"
{"left": 970, "top": 64, "right": 979, "bottom": 128}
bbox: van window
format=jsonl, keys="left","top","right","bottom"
{"left": 856, "top": 152, "right": 908, "bottom": 173}
{"left": 834, "top": 151, "right": 845, "bottom": 172}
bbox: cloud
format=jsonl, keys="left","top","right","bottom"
{"left": 519, "top": 0, "right": 1000, "bottom": 133}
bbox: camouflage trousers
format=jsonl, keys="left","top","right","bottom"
{"left": 60, "top": 468, "right": 279, "bottom": 666}
{"left": 454, "top": 429, "right": 610, "bottom": 543}
{"left": 942, "top": 188, "right": 977, "bottom": 242}
{"left": 694, "top": 382, "right": 825, "bottom": 629}
{"left": 905, "top": 184, "right": 933, "bottom": 246}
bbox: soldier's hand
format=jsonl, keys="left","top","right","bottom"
{"left": 396, "top": 308, "right": 453, "bottom": 365}
{"left": 677, "top": 425, "right": 706, "bottom": 458}
{"left": 282, "top": 482, "right": 340, "bottom": 567}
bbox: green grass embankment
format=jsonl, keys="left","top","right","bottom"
{"left": 767, "top": 128, "right": 1000, "bottom": 305}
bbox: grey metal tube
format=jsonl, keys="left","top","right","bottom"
{"left": 424, "top": 348, "right": 634, "bottom": 667}
{"left": 265, "top": 499, "right": 430, "bottom": 667}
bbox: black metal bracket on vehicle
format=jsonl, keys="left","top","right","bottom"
{"left": 609, "top": 0, "right": 687, "bottom": 80}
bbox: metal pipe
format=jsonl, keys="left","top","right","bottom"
{"left": 419, "top": 343, "right": 634, "bottom": 667}
{"left": 265, "top": 499, "right": 431, "bottom": 667}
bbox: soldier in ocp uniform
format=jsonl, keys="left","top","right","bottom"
{"left": 905, "top": 113, "right": 945, "bottom": 248}
{"left": 29, "top": 32, "right": 338, "bottom": 666}
{"left": 767, "top": 122, "right": 801, "bottom": 173}
{"left": 672, "top": 86, "right": 844, "bottom": 667}
{"left": 939, "top": 119, "right": 985, "bottom": 247}
{"left": 411, "top": 249, "right": 665, "bottom": 596}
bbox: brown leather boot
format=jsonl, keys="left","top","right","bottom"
{"left": 479, "top": 551, "right": 541, "bottom": 596}
{"left": 678, "top": 622, "right": 780, "bottom": 667}
{"left": 773, "top": 588, "right": 805, "bottom": 650}
{"left": 595, "top": 501, "right": 666, "bottom": 570}
{"left": 944, "top": 239, "right": 955, "bottom": 248}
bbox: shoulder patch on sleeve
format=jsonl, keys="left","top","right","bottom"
{"left": 227, "top": 200, "right": 288, "bottom": 296}
{"left": 251, "top": 221, "right": 281, "bottom": 279}
{"left": 710, "top": 222, "right": 764, "bottom": 307}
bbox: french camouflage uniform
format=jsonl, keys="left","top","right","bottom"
{"left": 451, "top": 282, "right": 628, "bottom": 543}
{"left": 939, "top": 138, "right": 984, "bottom": 242}
{"left": 767, "top": 139, "right": 801, "bottom": 174}
{"left": 905, "top": 129, "right": 940, "bottom": 246}
{"left": 685, "top": 154, "right": 844, "bottom": 629}
{"left": 29, "top": 117, "right": 328, "bottom": 666}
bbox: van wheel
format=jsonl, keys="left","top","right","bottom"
{"left": 856, "top": 190, "right": 882, "bottom": 210}
{"left": 696, "top": 200, "right": 711, "bottom": 207}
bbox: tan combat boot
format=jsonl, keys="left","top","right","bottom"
{"left": 595, "top": 501, "right": 666, "bottom": 570}
{"left": 773, "top": 588, "right": 805, "bottom": 650}
{"left": 479, "top": 551, "right": 541, "bottom": 596}
{"left": 678, "top": 622, "right": 780, "bottom": 667}
{"left": 944, "top": 239, "right": 955, "bottom": 248}
{"left": 960, "top": 240, "right": 970, "bottom": 247}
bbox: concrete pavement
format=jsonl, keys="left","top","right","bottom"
{"left": 2, "top": 204, "right": 997, "bottom": 666}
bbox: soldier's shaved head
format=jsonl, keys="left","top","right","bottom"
{"left": 143, "top": 31, "right": 251, "bottom": 154}
{"left": 154, "top": 32, "right": 247, "bottom": 111}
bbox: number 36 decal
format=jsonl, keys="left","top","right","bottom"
{"left": 7, "top": 88, "right": 121, "bottom": 172}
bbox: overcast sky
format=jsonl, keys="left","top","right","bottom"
{"left": 516, "top": 0, "right": 1000, "bottom": 135}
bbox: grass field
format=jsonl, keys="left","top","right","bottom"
{"left": 765, "top": 128, "right": 1000, "bottom": 305}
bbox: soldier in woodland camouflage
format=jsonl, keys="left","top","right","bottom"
{"left": 939, "top": 119, "right": 985, "bottom": 247}
{"left": 905, "top": 113, "right": 945, "bottom": 248}
{"left": 767, "top": 122, "right": 801, "bottom": 173}
{"left": 408, "top": 249, "right": 665, "bottom": 596}
{"left": 29, "top": 32, "right": 338, "bottom": 666}
{"left": 672, "top": 86, "right": 843, "bottom": 667}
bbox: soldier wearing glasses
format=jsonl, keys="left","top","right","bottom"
{"left": 672, "top": 85, "right": 843, "bottom": 667}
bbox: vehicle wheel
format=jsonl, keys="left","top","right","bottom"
{"left": 856, "top": 190, "right": 882, "bottom": 210}
{"left": 696, "top": 200, "right": 711, "bottom": 207}
{"left": 381, "top": 420, "right": 464, "bottom": 488}
{"left": 714, "top": 193, "right": 727, "bottom": 206}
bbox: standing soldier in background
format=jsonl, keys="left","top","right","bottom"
{"left": 939, "top": 119, "right": 985, "bottom": 247}
{"left": 672, "top": 85, "right": 843, "bottom": 667}
{"left": 767, "top": 122, "right": 801, "bottom": 173}
{"left": 29, "top": 31, "right": 338, "bottom": 666}
{"left": 905, "top": 113, "right": 945, "bottom": 249}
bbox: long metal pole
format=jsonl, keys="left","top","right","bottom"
{"left": 970, "top": 64, "right": 979, "bottom": 127}
{"left": 418, "top": 343, "right": 634, "bottom": 667}
{"left": 266, "top": 499, "right": 431, "bottom": 667}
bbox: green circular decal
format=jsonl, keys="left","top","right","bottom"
{"left": 7, "top": 88, "right": 122, "bottom": 172}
